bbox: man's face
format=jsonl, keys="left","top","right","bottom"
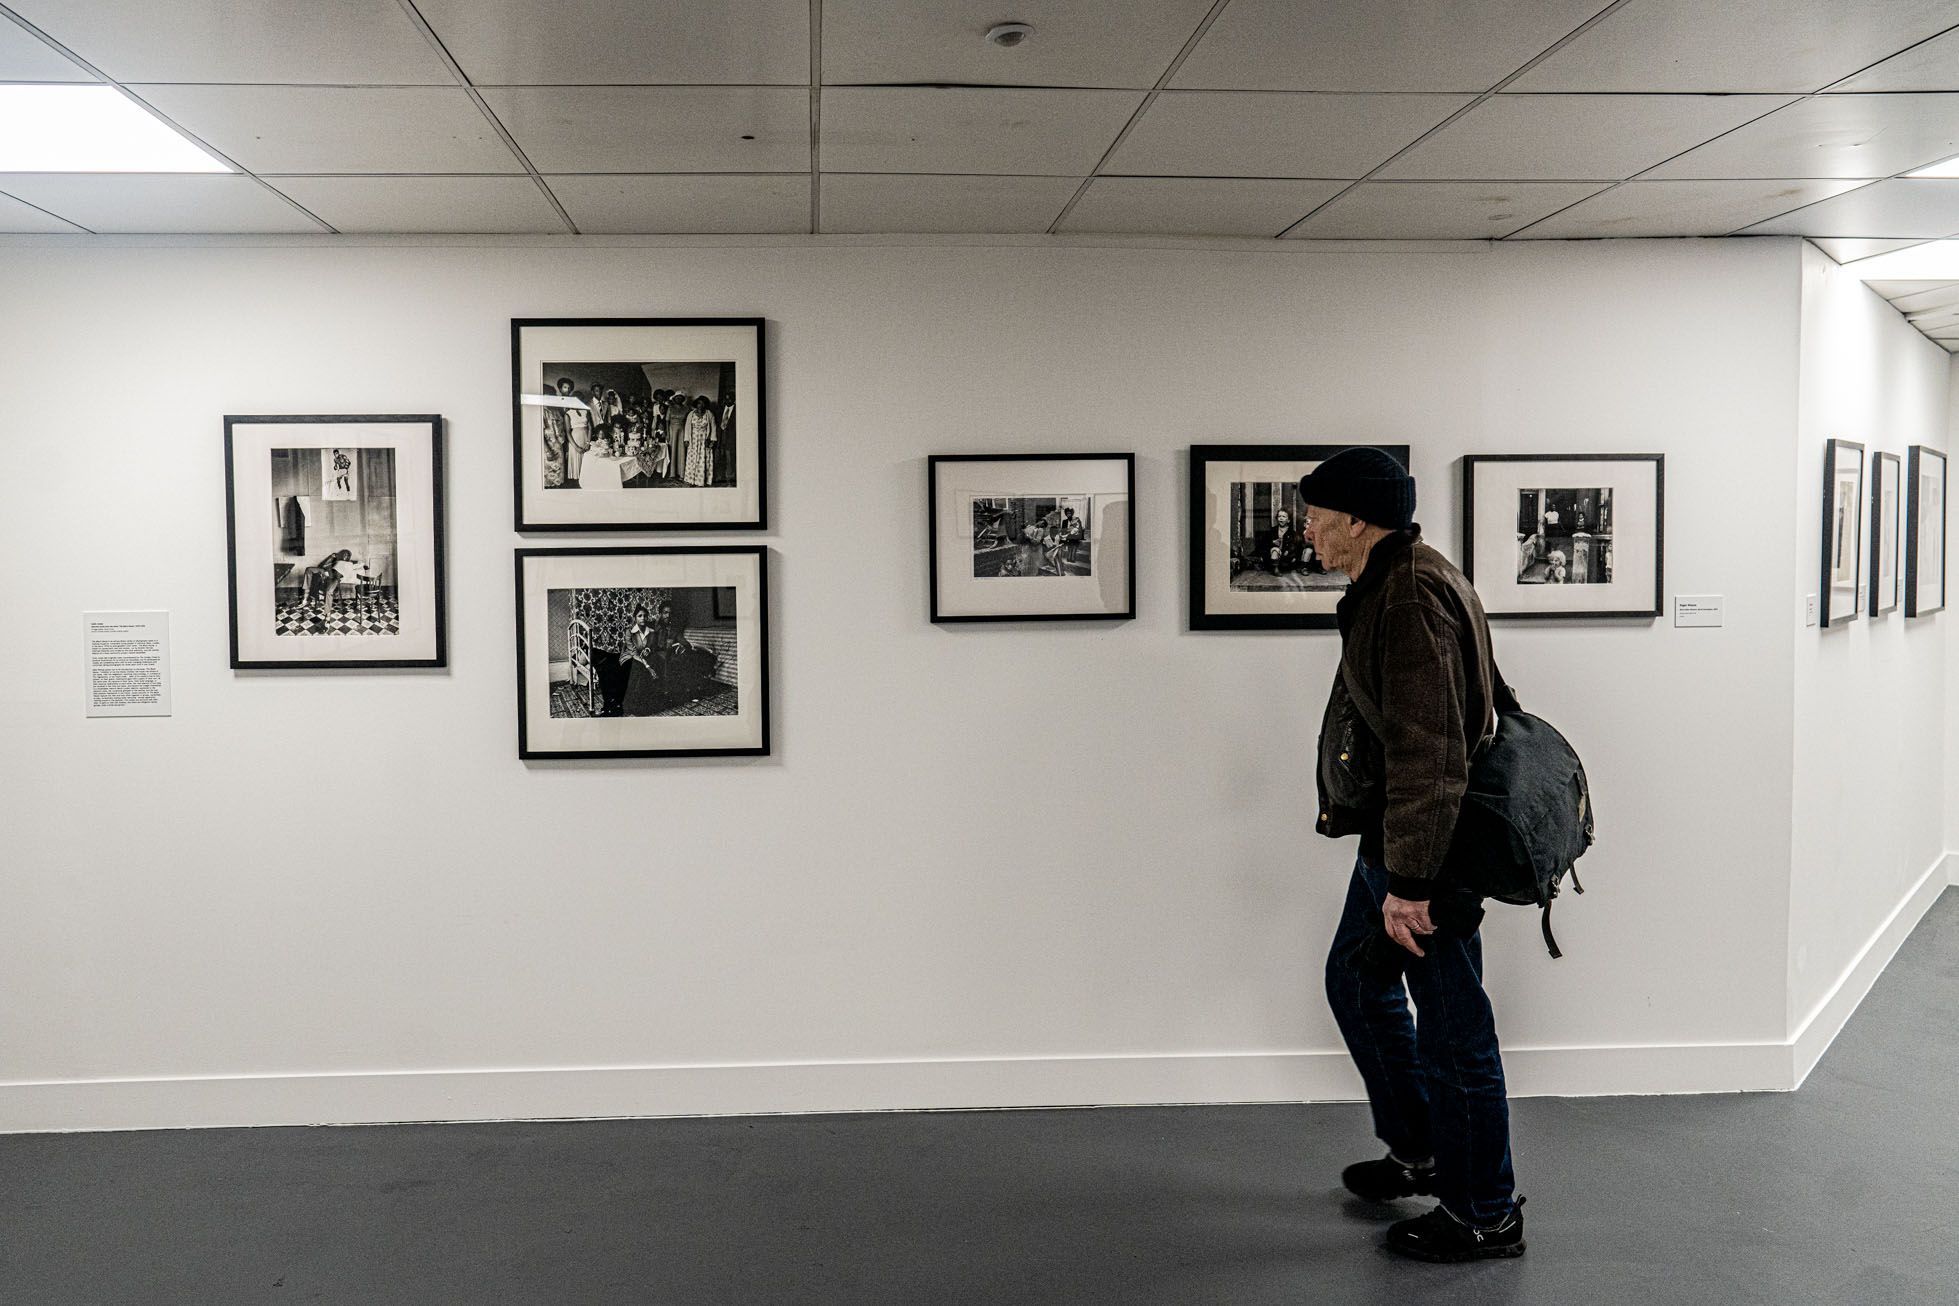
{"left": 1303, "top": 505, "right": 1352, "bottom": 571}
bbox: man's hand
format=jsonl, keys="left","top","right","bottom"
{"left": 1383, "top": 894, "right": 1435, "bottom": 957}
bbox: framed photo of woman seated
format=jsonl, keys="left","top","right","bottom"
{"left": 224, "top": 414, "right": 447, "bottom": 669}
{"left": 515, "top": 545, "right": 770, "bottom": 759}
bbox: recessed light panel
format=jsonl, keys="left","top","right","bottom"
{"left": 1906, "top": 154, "right": 1959, "bottom": 179}
{"left": 0, "top": 85, "right": 228, "bottom": 172}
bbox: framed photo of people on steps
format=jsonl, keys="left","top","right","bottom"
{"left": 1461, "top": 453, "right": 1664, "bottom": 621}
{"left": 928, "top": 453, "right": 1135, "bottom": 623}
{"left": 512, "top": 318, "right": 765, "bottom": 532}
{"left": 1906, "top": 444, "right": 1946, "bottom": 618}
{"left": 1188, "top": 443, "right": 1409, "bottom": 630}
{"left": 224, "top": 414, "right": 447, "bottom": 669}
{"left": 515, "top": 545, "right": 770, "bottom": 759}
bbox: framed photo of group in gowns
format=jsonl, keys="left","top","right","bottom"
{"left": 1462, "top": 453, "right": 1664, "bottom": 621}
{"left": 1870, "top": 451, "right": 1901, "bottom": 618}
{"left": 928, "top": 453, "right": 1135, "bottom": 623}
{"left": 1906, "top": 444, "right": 1946, "bottom": 618}
{"left": 512, "top": 318, "right": 765, "bottom": 532}
{"left": 224, "top": 414, "right": 446, "bottom": 669}
{"left": 1188, "top": 443, "right": 1408, "bottom": 630}
{"left": 1820, "top": 439, "right": 1865, "bottom": 629}
{"left": 515, "top": 546, "right": 769, "bottom": 759}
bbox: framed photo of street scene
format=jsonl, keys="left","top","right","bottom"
{"left": 224, "top": 414, "right": 446, "bottom": 669}
{"left": 1188, "top": 444, "right": 1408, "bottom": 631}
{"left": 515, "top": 546, "right": 769, "bottom": 759}
{"left": 928, "top": 453, "right": 1135, "bottom": 623}
{"left": 512, "top": 317, "right": 765, "bottom": 532}
{"left": 1906, "top": 444, "right": 1946, "bottom": 618}
{"left": 1871, "top": 451, "right": 1901, "bottom": 618}
{"left": 1820, "top": 439, "right": 1865, "bottom": 629}
{"left": 1462, "top": 453, "right": 1664, "bottom": 621}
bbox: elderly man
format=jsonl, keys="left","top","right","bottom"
{"left": 1300, "top": 447, "right": 1524, "bottom": 1262}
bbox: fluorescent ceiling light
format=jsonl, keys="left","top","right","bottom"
{"left": 0, "top": 85, "right": 228, "bottom": 172}
{"left": 1852, "top": 239, "right": 1959, "bottom": 281}
{"left": 1905, "top": 154, "right": 1959, "bottom": 179}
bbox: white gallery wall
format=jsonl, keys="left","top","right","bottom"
{"left": 0, "top": 233, "right": 1938, "bottom": 1132}
{"left": 1790, "top": 246, "right": 1953, "bottom": 1081}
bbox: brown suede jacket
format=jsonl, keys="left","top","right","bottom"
{"left": 1315, "top": 527, "right": 1496, "bottom": 901}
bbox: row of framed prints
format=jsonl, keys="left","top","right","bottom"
{"left": 929, "top": 448, "right": 1675, "bottom": 627}
{"left": 1820, "top": 440, "right": 1947, "bottom": 628}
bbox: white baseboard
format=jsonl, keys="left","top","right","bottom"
{"left": 8, "top": 859, "right": 1948, "bottom": 1134}
{"left": 1788, "top": 852, "right": 1954, "bottom": 1088}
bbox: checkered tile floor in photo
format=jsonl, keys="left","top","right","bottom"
{"left": 549, "top": 682, "right": 739, "bottom": 719}
{"left": 274, "top": 597, "right": 401, "bottom": 637}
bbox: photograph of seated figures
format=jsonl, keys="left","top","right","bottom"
{"left": 970, "top": 495, "right": 1091, "bottom": 578}
{"left": 269, "top": 446, "right": 398, "bottom": 636}
{"left": 1516, "top": 486, "right": 1613, "bottom": 585}
{"left": 540, "top": 360, "right": 736, "bottom": 492}
{"left": 545, "top": 585, "right": 738, "bottom": 719}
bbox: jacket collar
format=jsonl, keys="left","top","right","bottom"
{"left": 1337, "top": 525, "right": 1421, "bottom": 629}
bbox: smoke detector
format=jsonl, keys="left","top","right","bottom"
{"left": 985, "top": 22, "right": 1034, "bottom": 48}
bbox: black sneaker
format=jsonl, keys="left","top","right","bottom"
{"left": 1341, "top": 1154, "right": 1435, "bottom": 1202}
{"left": 1384, "top": 1197, "right": 1526, "bottom": 1262}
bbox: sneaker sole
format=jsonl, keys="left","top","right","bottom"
{"left": 1386, "top": 1239, "right": 1526, "bottom": 1263}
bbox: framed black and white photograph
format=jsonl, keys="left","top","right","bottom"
{"left": 1871, "top": 451, "right": 1901, "bottom": 618}
{"left": 1820, "top": 439, "right": 1865, "bottom": 628}
{"left": 512, "top": 318, "right": 765, "bottom": 532}
{"left": 928, "top": 454, "right": 1134, "bottom": 622}
{"left": 224, "top": 415, "right": 446, "bottom": 669}
{"left": 1906, "top": 444, "right": 1946, "bottom": 618}
{"left": 516, "top": 546, "right": 768, "bottom": 759}
{"left": 1189, "top": 444, "right": 1408, "bottom": 630}
{"left": 1462, "top": 454, "right": 1663, "bottom": 621}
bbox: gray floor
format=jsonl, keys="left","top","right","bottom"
{"left": 6, "top": 894, "right": 1955, "bottom": 1305}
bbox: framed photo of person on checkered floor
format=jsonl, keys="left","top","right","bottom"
{"left": 224, "top": 415, "right": 447, "bottom": 669}
{"left": 516, "top": 546, "right": 770, "bottom": 759}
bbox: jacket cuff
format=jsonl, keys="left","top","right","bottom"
{"left": 1386, "top": 873, "right": 1434, "bottom": 901}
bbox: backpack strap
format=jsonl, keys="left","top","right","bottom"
{"left": 1540, "top": 899, "right": 1563, "bottom": 960}
{"left": 1337, "top": 655, "right": 1388, "bottom": 741}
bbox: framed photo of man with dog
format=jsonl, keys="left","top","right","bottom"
{"left": 224, "top": 414, "right": 447, "bottom": 669}
{"left": 928, "top": 453, "right": 1135, "bottom": 623}
{"left": 1462, "top": 453, "right": 1665, "bottom": 621}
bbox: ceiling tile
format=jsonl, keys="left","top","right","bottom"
{"left": 0, "top": 188, "right": 83, "bottom": 231}
{"left": 1284, "top": 180, "right": 1608, "bottom": 239}
{"left": 414, "top": 0, "right": 809, "bottom": 86}
{"left": 132, "top": 86, "right": 520, "bottom": 175}
{"left": 0, "top": 173, "right": 320, "bottom": 233}
{"left": 1056, "top": 176, "right": 1347, "bottom": 236}
{"left": 549, "top": 174, "right": 810, "bottom": 233}
{"left": 1510, "top": 0, "right": 1957, "bottom": 92}
{"left": 821, "top": 87, "right": 1143, "bottom": 174}
{"left": 1832, "top": 28, "right": 1959, "bottom": 92}
{"left": 1105, "top": 92, "right": 1470, "bottom": 178}
{"left": 0, "top": 15, "right": 92, "bottom": 80}
{"left": 822, "top": 0, "right": 1214, "bottom": 89}
{"left": 1809, "top": 236, "right": 1932, "bottom": 262}
{"left": 1877, "top": 281, "right": 1959, "bottom": 312}
{"left": 1170, "top": 0, "right": 1605, "bottom": 92}
{"left": 272, "top": 176, "right": 565, "bottom": 234}
{"left": 1740, "top": 179, "right": 1959, "bottom": 237}
{"left": 1509, "top": 178, "right": 1867, "bottom": 238}
{"left": 482, "top": 87, "right": 810, "bottom": 173}
{"left": 2, "top": 0, "right": 450, "bottom": 84}
{"left": 821, "top": 174, "right": 1079, "bottom": 233}
{"left": 1380, "top": 94, "right": 1795, "bottom": 181}
{"left": 1645, "top": 94, "right": 1959, "bottom": 180}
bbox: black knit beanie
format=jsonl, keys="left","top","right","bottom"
{"left": 1296, "top": 447, "right": 1415, "bottom": 530}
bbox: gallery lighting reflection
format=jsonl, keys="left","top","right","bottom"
{"left": 1904, "top": 153, "right": 1959, "bottom": 179}
{"left": 0, "top": 85, "right": 229, "bottom": 172}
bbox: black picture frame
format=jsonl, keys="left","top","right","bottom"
{"left": 1461, "top": 453, "right": 1665, "bottom": 621}
{"left": 1871, "top": 451, "right": 1901, "bottom": 618}
{"left": 511, "top": 317, "right": 767, "bottom": 533}
{"left": 515, "top": 545, "right": 770, "bottom": 760}
{"left": 224, "top": 413, "right": 447, "bottom": 670}
{"left": 1905, "top": 444, "right": 1946, "bottom": 618}
{"left": 1187, "top": 443, "right": 1408, "bottom": 631}
{"left": 1820, "top": 439, "right": 1865, "bottom": 629}
{"left": 928, "top": 453, "right": 1137, "bottom": 623}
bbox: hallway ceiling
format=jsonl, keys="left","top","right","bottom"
{"left": 1, "top": 0, "right": 1958, "bottom": 253}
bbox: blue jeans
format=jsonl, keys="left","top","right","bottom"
{"left": 1324, "top": 856, "right": 1516, "bottom": 1224}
